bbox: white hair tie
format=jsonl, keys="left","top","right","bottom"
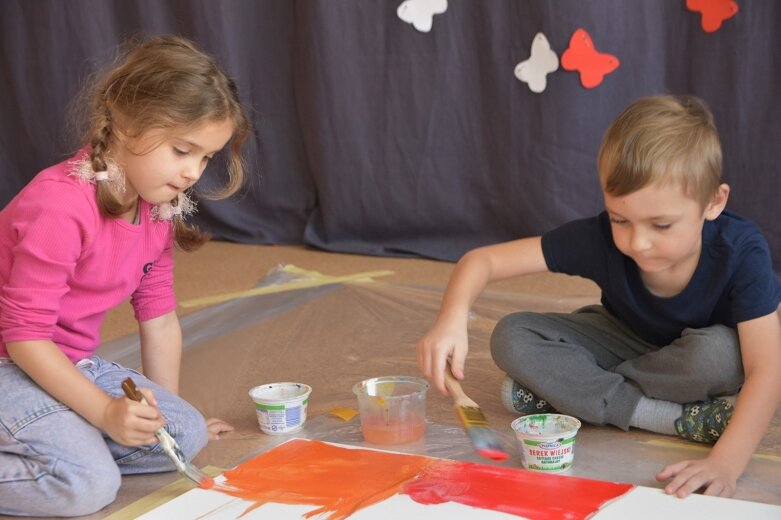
{"left": 70, "top": 156, "right": 125, "bottom": 193}
{"left": 69, "top": 156, "right": 197, "bottom": 222}
{"left": 150, "top": 191, "right": 197, "bottom": 221}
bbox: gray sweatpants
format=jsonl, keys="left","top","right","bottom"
{"left": 490, "top": 305, "right": 743, "bottom": 430}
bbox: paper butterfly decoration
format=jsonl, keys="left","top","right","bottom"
{"left": 561, "top": 28, "right": 620, "bottom": 89}
{"left": 515, "top": 33, "right": 559, "bottom": 94}
{"left": 686, "top": 0, "right": 739, "bottom": 33}
{"left": 397, "top": 0, "right": 448, "bottom": 33}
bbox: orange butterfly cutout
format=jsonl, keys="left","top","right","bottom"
{"left": 561, "top": 29, "right": 620, "bottom": 89}
{"left": 686, "top": 0, "right": 739, "bottom": 33}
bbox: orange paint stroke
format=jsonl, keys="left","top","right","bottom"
{"left": 220, "top": 439, "right": 434, "bottom": 519}
{"left": 218, "top": 439, "right": 634, "bottom": 519}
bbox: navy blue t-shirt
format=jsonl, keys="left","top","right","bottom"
{"left": 541, "top": 210, "right": 781, "bottom": 346}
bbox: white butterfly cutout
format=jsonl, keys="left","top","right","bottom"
{"left": 397, "top": 0, "right": 448, "bottom": 33}
{"left": 515, "top": 32, "right": 559, "bottom": 93}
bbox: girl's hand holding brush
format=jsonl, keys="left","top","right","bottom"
{"left": 102, "top": 386, "right": 166, "bottom": 446}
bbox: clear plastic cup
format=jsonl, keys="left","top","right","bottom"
{"left": 352, "top": 376, "right": 429, "bottom": 445}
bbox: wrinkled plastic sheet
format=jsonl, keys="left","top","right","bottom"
{"left": 99, "top": 265, "right": 781, "bottom": 506}
{"left": 99, "top": 263, "right": 596, "bottom": 465}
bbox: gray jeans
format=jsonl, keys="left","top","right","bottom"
{"left": 0, "top": 356, "right": 208, "bottom": 517}
{"left": 490, "top": 305, "right": 743, "bottom": 430}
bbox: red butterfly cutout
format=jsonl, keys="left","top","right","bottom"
{"left": 686, "top": 0, "right": 739, "bottom": 33}
{"left": 561, "top": 29, "right": 620, "bottom": 89}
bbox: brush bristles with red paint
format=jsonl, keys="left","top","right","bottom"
{"left": 445, "top": 370, "right": 510, "bottom": 462}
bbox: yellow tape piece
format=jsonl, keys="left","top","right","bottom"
{"left": 105, "top": 466, "right": 224, "bottom": 519}
{"left": 180, "top": 267, "right": 394, "bottom": 308}
{"left": 644, "top": 439, "right": 781, "bottom": 463}
{"left": 328, "top": 407, "right": 359, "bottom": 421}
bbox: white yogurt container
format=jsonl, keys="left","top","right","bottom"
{"left": 511, "top": 414, "right": 581, "bottom": 472}
{"left": 249, "top": 382, "right": 312, "bottom": 435}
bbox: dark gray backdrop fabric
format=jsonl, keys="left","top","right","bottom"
{"left": 1, "top": 1, "right": 779, "bottom": 274}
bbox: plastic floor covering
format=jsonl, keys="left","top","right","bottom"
{"left": 9, "top": 265, "right": 781, "bottom": 519}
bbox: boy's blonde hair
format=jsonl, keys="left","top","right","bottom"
{"left": 597, "top": 95, "right": 722, "bottom": 208}
{"left": 77, "top": 35, "right": 249, "bottom": 251}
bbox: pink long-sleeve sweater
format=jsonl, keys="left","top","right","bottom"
{"left": 0, "top": 150, "right": 177, "bottom": 362}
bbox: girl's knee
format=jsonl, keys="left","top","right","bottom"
{"left": 38, "top": 463, "right": 121, "bottom": 516}
{"left": 71, "top": 465, "right": 122, "bottom": 515}
{"left": 171, "top": 403, "right": 208, "bottom": 461}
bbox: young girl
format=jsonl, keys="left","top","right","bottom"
{"left": 0, "top": 35, "right": 249, "bottom": 516}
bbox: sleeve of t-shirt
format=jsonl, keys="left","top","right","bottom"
{"left": 130, "top": 227, "right": 177, "bottom": 322}
{"left": 727, "top": 235, "right": 781, "bottom": 323}
{"left": 0, "top": 180, "right": 97, "bottom": 343}
{"left": 541, "top": 214, "right": 611, "bottom": 287}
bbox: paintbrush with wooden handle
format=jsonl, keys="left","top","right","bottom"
{"left": 121, "top": 377, "right": 216, "bottom": 489}
{"left": 444, "top": 367, "right": 510, "bottom": 461}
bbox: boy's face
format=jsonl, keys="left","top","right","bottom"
{"left": 603, "top": 183, "right": 715, "bottom": 277}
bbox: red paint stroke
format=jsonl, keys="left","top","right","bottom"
{"left": 561, "top": 29, "right": 620, "bottom": 89}
{"left": 219, "top": 439, "right": 633, "bottom": 519}
{"left": 477, "top": 445, "right": 510, "bottom": 461}
{"left": 686, "top": 0, "right": 738, "bottom": 33}
{"left": 405, "top": 459, "right": 634, "bottom": 520}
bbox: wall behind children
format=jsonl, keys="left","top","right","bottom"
{"left": 1, "top": 1, "right": 779, "bottom": 274}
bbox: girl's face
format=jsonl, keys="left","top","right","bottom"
{"left": 113, "top": 118, "right": 234, "bottom": 206}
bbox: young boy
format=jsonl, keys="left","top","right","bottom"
{"left": 417, "top": 95, "right": 781, "bottom": 499}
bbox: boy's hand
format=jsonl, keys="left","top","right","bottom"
{"left": 100, "top": 389, "right": 166, "bottom": 447}
{"left": 206, "top": 417, "right": 235, "bottom": 440}
{"left": 655, "top": 456, "right": 738, "bottom": 498}
{"left": 417, "top": 321, "right": 469, "bottom": 395}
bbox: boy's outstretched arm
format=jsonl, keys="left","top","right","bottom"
{"left": 656, "top": 310, "right": 781, "bottom": 498}
{"left": 416, "top": 236, "right": 548, "bottom": 395}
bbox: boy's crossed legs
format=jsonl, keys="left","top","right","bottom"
{"left": 490, "top": 305, "right": 743, "bottom": 442}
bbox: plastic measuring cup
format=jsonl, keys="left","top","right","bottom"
{"left": 353, "top": 376, "right": 429, "bottom": 445}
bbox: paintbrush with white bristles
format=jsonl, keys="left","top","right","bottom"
{"left": 121, "top": 377, "right": 218, "bottom": 489}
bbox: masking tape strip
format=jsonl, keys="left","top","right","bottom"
{"left": 280, "top": 264, "right": 341, "bottom": 279}
{"left": 644, "top": 439, "right": 781, "bottom": 463}
{"left": 179, "top": 267, "right": 394, "bottom": 308}
{"left": 106, "top": 466, "right": 224, "bottom": 519}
